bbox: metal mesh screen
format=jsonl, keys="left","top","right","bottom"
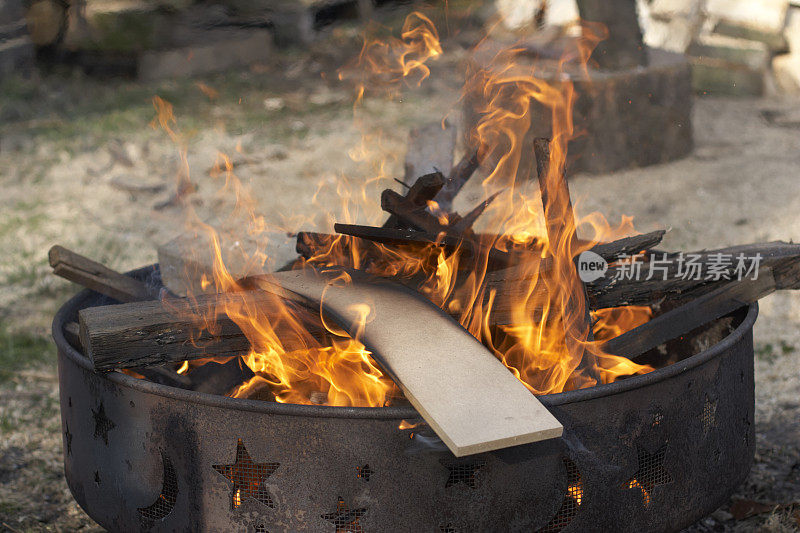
{"left": 356, "top": 464, "right": 373, "bottom": 481}
{"left": 321, "top": 497, "right": 366, "bottom": 532}
{"left": 701, "top": 397, "right": 717, "bottom": 433}
{"left": 212, "top": 439, "right": 279, "bottom": 509}
{"left": 138, "top": 454, "right": 178, "bottom": 522}
{"left": 538, "top": 458, "right": 583, "bottom": 532}
{"left": 442, "top": 459, "right": 486, "bottom": 488}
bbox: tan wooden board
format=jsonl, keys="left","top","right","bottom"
{"left": 255, "top": 269, "right": 563, "bottom": 456}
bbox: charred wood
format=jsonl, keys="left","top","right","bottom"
{"left": 383, "top": 171, "right": 445, "bottom": 229}
{"left": 589, "top": 241, "right": 800, "bottom": 309}
{"left": 533, "top": 137, "right": 598, "bottom": 383}
{"left": 602, "top": 266, "right": 788, "bottom": 361}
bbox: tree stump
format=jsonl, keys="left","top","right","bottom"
{"left": 464, "top": 46, "right": 693, "bottom": 175}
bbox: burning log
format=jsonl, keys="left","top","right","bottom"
{"left": 332, "top": 225, "right": 664, "bottom": 270}
{"left": 79, "top": 292, "right": 329, "bottom": 371}
{"left": 186, "top": 356, "right": 254, "bottom": 395}
{"left": 601, "top": 265, "right": 792, "bottom": 361}
{"left": 382, "top": 171, "right": 445, "bottom": 229}
{"left": 134, "top": 365, "right": 193, "bottom": 389}
{"left": 533, "top": 138, "right": 599, "bottom": 384}
{"left": 49, "top": 245, "right": 154, "bottom": 302}
{"left": 303, "top": 224, "right": 666, "bottom": 327}
{"left": 330, "top": 224, "right": 519, "bottom": 268}
{"left": 589, "top": 241, "right": 800, "bottom": 309}
{"left": 381, "top": 188, "right": 448, "bottom": 233}
{"left": 588, "top": 230, "right": 666, "bottom": 263}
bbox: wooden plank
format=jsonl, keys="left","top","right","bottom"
{"left": 589, "top": 230, "right": 666, "bottom": 262}
{"left": 251, "top": 269, "right": 563, "bottom": 456}
{"left": 332, "top": 223, "right": 518, "bottom": 266}
{"left": 49, "top": 245, "right": 153, "bottom": 303}
{"left": 602, "top": 267, "right": 782, "bottom": 361}
{"left": 79, "top": 291, "right": 329, "bottom": 371}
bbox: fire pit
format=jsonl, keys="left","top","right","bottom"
{"left": 54, "top": 265, "right": 757, "bottom": 532}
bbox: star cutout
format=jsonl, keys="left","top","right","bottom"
{"left": 321, "top": 497, "right": 366, "bottom": 533}
{"left": 212, "top": 439, "right": 279, "bottom": 509}
{"left": 701, "top": 397, "right": 718, "bottom": 434}
{"left": 356, "top": 464, "right": 372, "bottom": 481}
{"left": 92, "top": 403, "right": 116, "bottom": 445}
{"left": 441, "top": 459, "right": 486, "bottom": 489}
{"left": 64, "top": 422, "right": 73, "bottom": 456}
{"left": 622, "top": 445, "right": 673, "bottom": 507}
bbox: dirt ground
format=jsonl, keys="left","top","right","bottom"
{"left": 1, "top": 13, "right": 799, "bottom": 532}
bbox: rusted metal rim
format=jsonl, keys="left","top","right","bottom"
{"left": 53, "top": 265, "right": 758, "bottom": 420}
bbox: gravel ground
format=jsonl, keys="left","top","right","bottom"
{"left": 1, "top": 21, "right": 799, "bottom": 532}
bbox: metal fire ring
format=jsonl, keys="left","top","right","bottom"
{"left": 54, "top": 265, "right": 758, "bottom": 532}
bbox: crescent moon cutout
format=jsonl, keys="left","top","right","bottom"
{"left": 138, "top": 452, "right": 178, "bottom": 522}
{"left": 537, "top": 457, "right": 583, "bottom": 532}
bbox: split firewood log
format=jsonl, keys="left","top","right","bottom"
{"left": 49, "top": 245, "right": 154, "bottom": 302}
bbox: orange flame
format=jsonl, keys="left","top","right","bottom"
{"left": 341, "top": 11, "right": 442, "bottom": 99}
{"left": 150, "top": 11, "right": 654, "bottom": 407}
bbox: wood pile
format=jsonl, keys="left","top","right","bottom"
{"left": 48, "top": 126, "right": 800, "bottom": 455}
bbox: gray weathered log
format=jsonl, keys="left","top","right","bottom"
{"left": 589, "top": 241, "right": 800, "bottom": 309}
{"left": 79, "top": 292, "right": 328, "bottom": 371}
{"left": 49, "top": 245, "right": 153, "bottom": 302}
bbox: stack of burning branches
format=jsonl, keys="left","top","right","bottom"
{"left": 47, "top": 11, "right": 800, "bottom": 416}
{"left": 52, "top": 132, "right": 800, "bottom": 412}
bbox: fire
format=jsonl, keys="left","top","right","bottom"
{"left": 340, "top": 11, "right": 443, "bottom": 100}
{"left": 568, "top": 482, "right": 583, "bottom": 506}
{"left": 627, "top": 479, "right": 651, "bottom": 506}
{"left": 151, "top": 11, "right": 654, "bottom": 407}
